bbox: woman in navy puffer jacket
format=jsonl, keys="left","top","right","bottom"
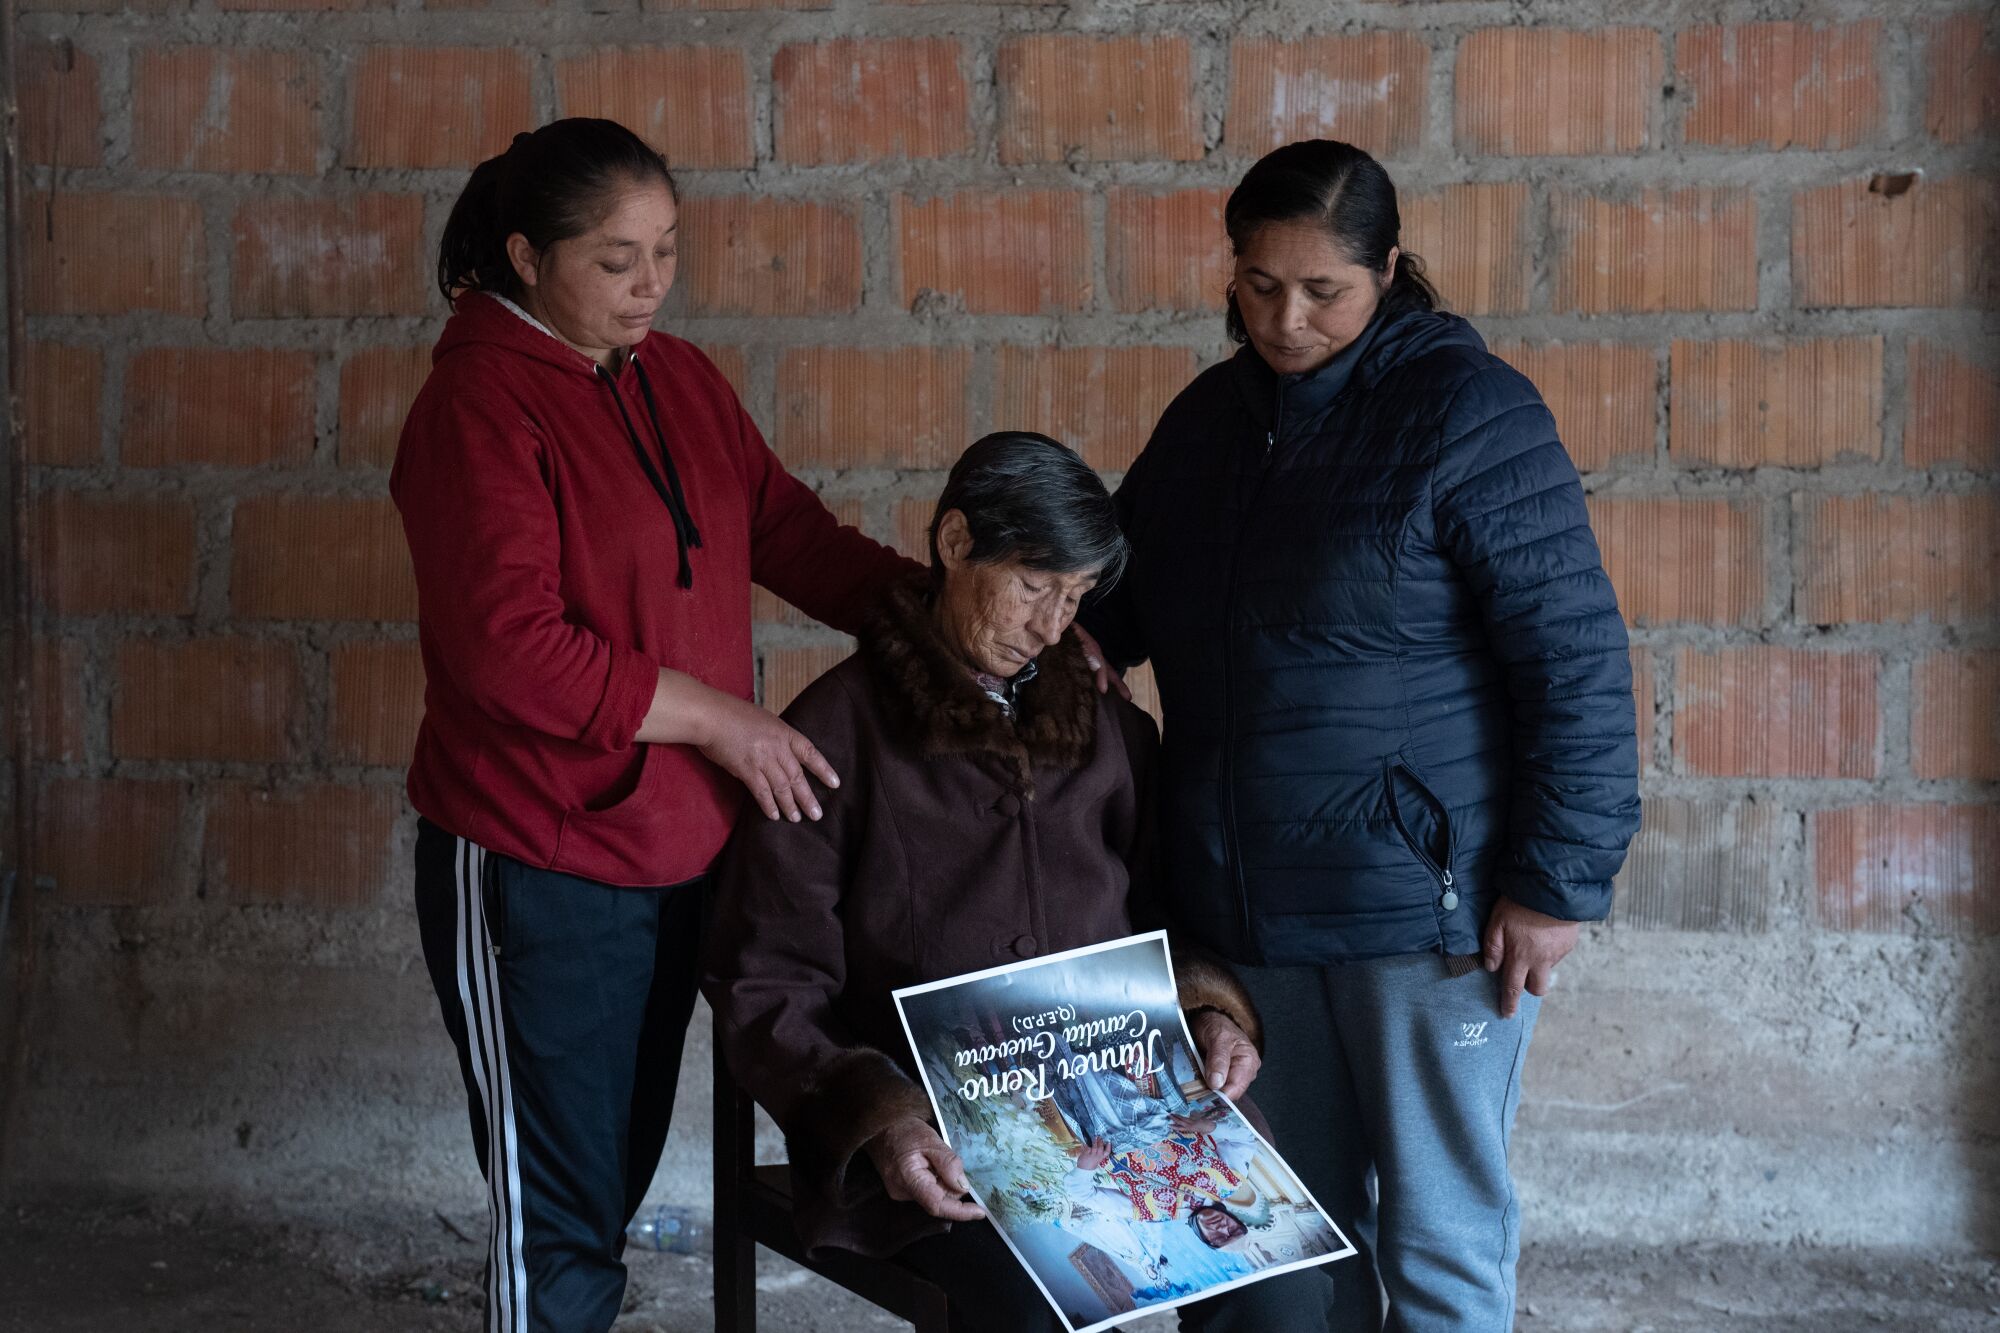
{"left": 1088, "top": 141, "right": 1641, "bottom": 1332}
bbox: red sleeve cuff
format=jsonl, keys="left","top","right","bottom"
{"left": 580, "top": 648, "right": 658, "bottom": 752}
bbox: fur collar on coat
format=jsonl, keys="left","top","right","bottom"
{"left": 860, "top": 577, "right": 1098, "bottom": 797}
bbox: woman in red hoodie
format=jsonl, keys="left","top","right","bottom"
{"left": 392, "top": 119, "right": 917, "bottom": 1333}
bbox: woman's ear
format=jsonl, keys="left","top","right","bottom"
{"left": 505, "top": 232, "right": 540, "bottom": 290}
{"left": 1381, "top": 244, "right": 1401, "bottom": 290}
{"left": 935, "top": 509, "right": 973, "bottom": 572}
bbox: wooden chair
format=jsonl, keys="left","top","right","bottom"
{"left": 712, "top": 1042, "right": 951, "bottom": 1332}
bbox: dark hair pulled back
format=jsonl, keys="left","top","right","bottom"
{"left": 1223, "top": 139, "right": 1441, "bottom": 343}
{"left": 929, "top": 432, "right": 1129, "bottom": 592}
{"left": 437, "top": 118, "right": 677, "bottom": 307}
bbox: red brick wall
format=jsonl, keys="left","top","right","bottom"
{"left": 15, "top": 3, "right": 1995, "bottom": 941}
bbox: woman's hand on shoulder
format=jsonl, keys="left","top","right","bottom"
{"left": 1072, "top": 623, "right": 1132, "bottom": 702}
{"left": 1190, "top": 1009, "right": 1260, "bottom": 1099}
{"left": 865, "top": 1117, "right": 985, "bottom": 1222}
{"left": 641, "top": 670, "right": 840, "bottom": 822}
{"left": 695, "top": 690, "right": 841, "bottom": 823}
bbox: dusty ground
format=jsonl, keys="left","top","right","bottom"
{"left": 2, "top": 1202, "right": 1997, "bottom": 1332}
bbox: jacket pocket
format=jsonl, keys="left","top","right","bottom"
{"left": 1383, "top": 756, "right": 1457, "bottom": 891}
{"left": 550, "top": 741, "right": 668, "bottom": 871}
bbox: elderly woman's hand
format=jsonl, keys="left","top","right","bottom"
{"left": 1073, "top": 1137, "right": 1113, "bottom": 1171}
{"left": 1190, "top": 1009, "right": 1261, "bottom": 1099}
{"left": 864, "top": 1117, "right": 986, "bottom": 1222}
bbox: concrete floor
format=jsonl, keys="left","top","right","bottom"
{"left": 2, "top": 1203, "right": 1997, "bottom": 1332}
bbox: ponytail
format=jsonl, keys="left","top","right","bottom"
{"left": 1380, "top": 248, "right": 1442, "bottom": 316}
{"left": 437, "top": 120, "right": 677, "bottom": 308}
{"left": 436, "top": 151, "right": 515, "bottom": 306}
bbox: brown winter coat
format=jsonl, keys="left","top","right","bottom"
{"left": 701, "top": 579, "right": 1261, "bottom": 1259}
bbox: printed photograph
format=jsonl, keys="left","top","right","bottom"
{"left": 894, "top": 933, "right": 1355, "bottom": 1332}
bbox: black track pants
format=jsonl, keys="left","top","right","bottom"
{"left": 413, "top": 816, "right": 706, "bottom": 1333}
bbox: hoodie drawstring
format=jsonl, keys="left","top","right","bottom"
{"left": 631, "top": 359, "right": 704, "bottom": 552}
{"left": 595, "top": 356, "right": 703, "bottom": 589}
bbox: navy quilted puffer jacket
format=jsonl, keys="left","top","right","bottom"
{"left": 1089, "top": 308, "right": 1641, "bottom": 966}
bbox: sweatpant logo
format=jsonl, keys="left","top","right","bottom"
{"left": 1453, "top": 1022, "right": 1490, "bottom": 1048}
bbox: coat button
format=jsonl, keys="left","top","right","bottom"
{"left": 1441, "top": 891, "right": 1460, "bottom": 911}
{"left": 995, "top": 794, "right": 1021, "bottom": 817}
{"left": 1013, "top": 934, "right": 1038, "bottom": 957}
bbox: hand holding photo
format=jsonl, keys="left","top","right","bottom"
{"left": 893, "top": 932, "right": 1355, "bottom": 1332}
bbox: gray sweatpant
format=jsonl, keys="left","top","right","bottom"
{"left": 1184, "top": 952, "right": 1541, "bottom": 1333}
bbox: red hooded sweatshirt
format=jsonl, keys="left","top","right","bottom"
{"left": 391, "top": 292, "right": 914, "bottom": 886}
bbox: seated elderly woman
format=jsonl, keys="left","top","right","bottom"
{"left": 702, "top": 433, "right": 1277, "bottom": 1333}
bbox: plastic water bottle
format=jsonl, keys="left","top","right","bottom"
{"left": 626, "top": 1202, "right": 710, "bottom": 1255}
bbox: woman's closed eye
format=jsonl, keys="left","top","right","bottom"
{"left": 600, "top": 249, "right": 673, "bottom": 275}
{"left": 1250, "top": 282, "right": 1345, "bottom": 305}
